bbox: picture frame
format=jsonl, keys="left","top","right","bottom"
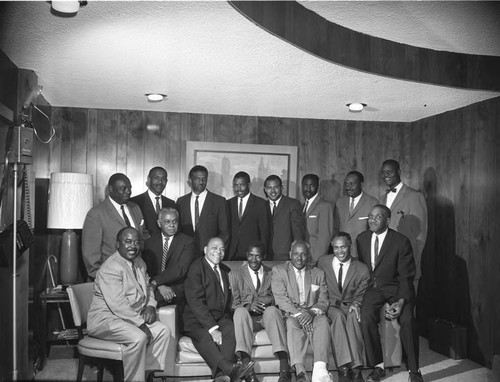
{"left": 184, "top": 141, "right": 298, "bottom": 199}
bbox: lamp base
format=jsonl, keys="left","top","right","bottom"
{"left": 59, "top": 229, "right": 78, "bottom": 285}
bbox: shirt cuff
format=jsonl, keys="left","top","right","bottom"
{"left": 208, "top": 325, "right": 219, "bottom": 333}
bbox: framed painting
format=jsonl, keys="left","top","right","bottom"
{"left": 184, "top": 141, "right": 298, "bottom": 199}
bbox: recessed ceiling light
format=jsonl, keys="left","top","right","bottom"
{"left": 145, "top": 93, "right": 167, "bottom": 102}
{"left": 346, "top": 103, "right": 366, "bottom": 112}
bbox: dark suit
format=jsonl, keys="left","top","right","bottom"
{"left": 142, "top": 232, "right": 195, "bottom": 307}
{"left": 334, "top": 192, "right": 378, "bottom": 258}
{"left": 177, "top": 191, "right": 230, "bottom": 255}
{"left": 380, "top": 184, "right": 428, "bottom": 280}
{"left": 268, "top": 196, "right": 307, "bottom": 261}
{"left": 183, "top": 257, "right": 236, "bottom": 375}
{"left": 317, "top": 255, "right": 369, "bottom": 368}
{"left": 130, "top": 191, "right": 178, "bottom": 236}
{"left": 227, "top": 193, "right": 270, "bottom": 260}
{"left": 356, "top": 229, "right": 419, "bottom": 372}
{"left": 304, "top": 196, "right": 334, "bottom": 263}
{"left": 82, "top": 197, "right": 144, "bottom": 279}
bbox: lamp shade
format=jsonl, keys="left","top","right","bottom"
{"left": 47, "top": 172, "right": 93, "bottom": 229}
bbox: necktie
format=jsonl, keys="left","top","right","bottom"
{"left": 349, "top": 197, "right": 355, "bottom": 215}
{"left": 387, "top": 187, "right": 397, "bottom": 193}
{"left": 161, "top": 237, "right": 169, "bottom": 272}
{"left": 121, "top": 205, "right": 131, "bottom": 227}
{"left": 272, "top": 201, "right": 277, "bottom": 216}
{"left": 132, "top": 263, "right": 143, "bottom": 291}
{"left": 213, "top": 265, "right": 222, "bottom": 290}
{"left": 303, "top": 199, "right": 309, "bottom": 215}
{"left": 338, "top": 263, "right": 344, "bottom": 293}
{"left": 194, "top": 195, "right": 200, "bottom": 228}
{"left": 238, "top": 198, "right": 243, "bottom": 220}
{"left": 155, "top": 196, "right": 161, "bottom": 214}
{"left": 297, "top": 270, "right": 305, "bottom": 306}
{"left": 374, "top": 235, "right": 379, "bottom": 264}
{"left": 255, "top": 270, "right": 261, "bottom": 292}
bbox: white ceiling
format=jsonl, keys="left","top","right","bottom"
{"left": 1, "top": 1, "right": 499, "bottom": 123}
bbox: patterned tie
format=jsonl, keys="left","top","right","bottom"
{"left": 161, "top": 237, "right": 169, "bottom": 272}
{"left": 238, "top": 197, "right": 243, "bottom": 220}
{"left": 349, "top": 197, "right": 355, "bottom": 215}
{"left": 297, "top": 270, "right": 305, "bottom": 306}
{"left": 121, "top": 205, "right": 131, "bottom": 227}
{"left": 338, "top": 263, "right": 344, "bottom": 293}
{"left": 303, "top": 199, "right": 309, "bottom": 215}
{"left": 194, "top": 195, "right": 200, "bottom": 228}
{"left": 155, "top": 196, "right": 161, "bottom": 214}
{"left": 255, "top": 270, "right": 261, "bottom": 292}
{"left": 213, "top": 265, "right": 222, "bottom": 290}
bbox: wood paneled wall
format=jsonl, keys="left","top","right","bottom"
{"left": 33, "top": 96, "right": 500, "bottom": 367}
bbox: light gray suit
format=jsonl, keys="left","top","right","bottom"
{"left": 334, "top": 192, "right": 378, "bottom": 258}
{"left": 380, "top": 184, "right": 428, "bottom": 280}
{"left": 230, "top": 263, "right": 288, "bottom": 356}
{"left": 304, "top": 196, "right": 334, "bottom": 263}
{"left": 82, "top": 197, "right": 144, "bottom": 279}
{"left": 271, "top": 262, "right": 330, "bottom": 367}
{"left": 88, "top": 252, "right": 170, "bottom": 381}
{"left": 317, "top": 255, "right": 369, "bottom": 368}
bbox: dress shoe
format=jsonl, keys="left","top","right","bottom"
{"left": 277, "top": 369, "right": 292, "bottom": 382}
{"left": 352, "top": 367, "right": 365, "bottom": 382}
{"left": 296, "top": 371, "right": 311, "bottom": 382}
{"left": 408, "top": 371, "right": 424, "bottom": 382}
{"left": 229, "top": 360, "right": 255, "bottom": 382}
{"left": 243, "top": 369, "right": 260, "bottom": 382}
{"left": 338, "top": 366, "right": 351, "bottom": 382}
{"left": 366, "top": 367, "right": 386, "bottom": 382}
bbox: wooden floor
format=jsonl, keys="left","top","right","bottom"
{"left": 34, "top": 337, "right": 496, "bottom": 382}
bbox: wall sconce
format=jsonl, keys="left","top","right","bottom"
{"left": 47, "top": 172, "right": 93, "bottom": 284}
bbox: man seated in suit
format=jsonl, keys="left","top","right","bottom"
{"left": 272, "top": 241, "right": 332, "bottom": 382}
{"left": 357, "top": 205, "right": 423, "bottom": 382}
{"left": 226, "top": 171, "right": 270, "bottom": 261}
{"left": 380, "top": 159, "right": 427, "bottom": 291}
{"left": 82, "top": 173, "right": 144, "bottom": 280}
{"left": 230, "top": 242, "right": 291, "bottom": 382}
{"left": 177, "top": 165, "right": 230, "bottom": 256}
{"left": 183, "top": 237, "right": 255, "bottom": 382}
{"left": 264, "top": 175, "right": 307, "bottom": 260}
{"left": 130, "top": 166, "right": 178, "bottom": 237}
{"left": 143, "top": 207, "right": 195, "bottom": 319}
{"left": 301, "top": 174, "right": 334, "bottom": 264}
{"left": 334, "top": 171, "right": 378, "bottom": 258}
{"left": 317, "top": 232, "right": 370, "bottom": 382}
{"left": 87, "top": 227, "right": 170, "bottom": 382}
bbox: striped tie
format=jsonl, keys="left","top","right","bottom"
{"left": 161, "top": 238, "right": 169, "bottom": 272}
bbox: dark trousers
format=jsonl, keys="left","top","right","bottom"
{"left": 361, "top": 288, "right": 419, "bottom": 372}
{"left": 184, "top": 316, "right": 237, "bottom": 376}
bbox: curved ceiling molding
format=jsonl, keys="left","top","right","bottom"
{"left": 229, "top": 1, "right": 500, "bottom": 92}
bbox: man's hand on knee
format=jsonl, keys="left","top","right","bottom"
{"left": 139, "top": 323, "right": 153, "bottom": 344}
{"left": 141, "top": 305, "right": 157, "bottom": 324}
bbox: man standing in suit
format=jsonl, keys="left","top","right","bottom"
{"left": 272, "top": 241, "right": 332, "bottom": 382}
{"left": 334, "top": 171, "right": 378, "bottom": 258}
{"left": 357, "top": 205, "right": 423, "bottom": 382}
{"left": 231, "top": 242, "right": 291, "bottom": 382}
{"left": 177, "top": 165, "right": 230, "bottom": 256}
{"left": 380, "top": 159, "right": 427, "bottom": 290}
{"left": 227, "top": 171, "right": 270, "bottom": 261}
{"left": 302, "top": 174, "right": 334, "bottom": 264}
{"left": 264, "top": 175, "right": 307, "bottom": 261}
{"left": 183, "top": 237, "right": 255, "bottom": 382}
{"left": 317, "top": 232, "right": 370, "bottom": 382}
{"left": 82, "top": 173, "right": 144, "bottom": 280}
{"left": 87, "top": 227, "right": 170, "bottom": 382}
{"left": 130, "top": 166, "right": 178, "bottom": 237}
{"left": 143, "top": 208, "right": 195, "bottom": 313}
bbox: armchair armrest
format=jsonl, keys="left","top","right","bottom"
{"left": 157, "top": 304, "right": 179, "bottom": 340}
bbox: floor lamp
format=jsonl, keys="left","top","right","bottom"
{"left": 47, "top": 172, "right": 93, "bottom": 285}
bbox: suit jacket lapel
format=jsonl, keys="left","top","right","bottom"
{"left": 105, "top": 198, "right": 126, "bottom": 226}
{"left": 342, "top": 261, "right": 356, "bottom": 296}
{"left": 286, "top": 263, "right": 300, "bottom": 302}
{"left": 350, "top": 193, "right": 366, "bottom": 220}
{"left": 306, "top": 197, "right": 320, "bottom": 218}
{"left": 374, "top": 231, "right": 390, "bottom": 269}
{"left": 389, "top": 184, "right": 407, "bottom": 211}
{"left": 241, "top": 194, "right": 254, "bottom": 222}
{"left": 197, "top": 191, "right": 212, "bottom": 228}
{"left": 303, "top": 268, "right": 312, "bottom": 304}
{"left": 242, "top": 265, "right": 255, "bottom": 291}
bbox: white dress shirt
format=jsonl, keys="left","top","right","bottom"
{"left": 190, "top": 189, "right": 208, "bottom": 230}
{"left": 386, "top": 182, "right": 403, "bottom": 209}
{"left": 371, "top": 229, "right": 388, "bottom": 269}
{"left": 109, "top": 197, "right": 136, "bottom": 228}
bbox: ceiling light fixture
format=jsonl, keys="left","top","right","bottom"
{"left": 346, "top": 103, "right": 366, "bottom": 112}
{"left": 51, "top": 1, "right": 87, "bottom": 16}
{"left": 145, "top": 93, "right": 167, "bottom": 102}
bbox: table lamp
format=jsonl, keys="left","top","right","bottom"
{"left": 47, "top": 172, "right": 93, "bottom": 285}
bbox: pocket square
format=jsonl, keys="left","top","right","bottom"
{"left": 311, "top": 284, "right": 320, "bottom": 292}
{"left": 309, "top": 215, "right": 317, "bottom": 218}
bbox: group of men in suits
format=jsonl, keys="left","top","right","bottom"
{"left": 82, "top": 158, "right": 427, "bottom": 382}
